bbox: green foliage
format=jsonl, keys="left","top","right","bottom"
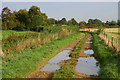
{"left": 30, "top": 15, "right": 43, "bottom": 31}
{"left": 92, "top": 33, "right": 119, "bottom": 79}
{"left": 47, "top": 18, "right": 56, "bottom": 25}
{"left": 58, "top": 18, "right": 67, "bottom": 25}
{"left": 79, "top": 21, "right": 86, "bottom": 27}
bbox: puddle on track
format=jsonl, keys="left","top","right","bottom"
{"left": 40, "top": 50, "right": 71, "bottom": 71}
{"left": 40, "top": 64, "right": 60, "bottom": 71}
{"left": 84, "top": 49, "right": 94, "bottom": 55}
{"left": 66, "top": 47, "right": 72, "bottom": 49}
{"left": 88, "top": 38, "right": 93, "bottom": 40}
{"left": 75, "top": 57, "right": 100, "bottom": 76}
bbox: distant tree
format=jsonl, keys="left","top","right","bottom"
{"left": 15, "top": 9, "right": 30, "bottom": 27}
{"left": 79, "top": 21, "right": 86, "bottom": 27}
{"left": 71, "top": 18, "right": 78, "bottom": 25}
{"left": 68, "top": 20, "right": 72, "bottom": 25}
{"left": 68, "top": 18, "right": 78, "bottom": 25}
{"left": 109, "top": 21, "right": 117, "bottom": 26}
{"left": 58, "top": 18, "right": 67, "bottom": 25}
{"left": 41, "top": 13, "right": 48, "bottom": 26}
{"left": 47, "top": 18, "right": 56, "bottom": 25}
{"left": 2, "top": 7, "right": 11, "bottom": 22}
{"left": 87, "top": 19, "right": 103, "bottom": 28}
{"left": 117, "top": 20, "right": 120, "bottom": 26}
{"left": 30, "top": 15, "right": 43, "bottom": 31}
{"left": 94, "top": 19, "right": 102, "bottom": 26}
{"left": 88, "top": 19, "right": 94, "bottom": 26}
{"left": 28, "top": 6, "right": 41, "bottom": 16}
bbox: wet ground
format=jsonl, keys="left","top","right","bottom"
{"left": 26, "top": 33, "right": 100, "bottom": 78}
{"left": 40, "top": 50, "right": 71, "bottom": 71}
{"left": 75, "top": 34, "right": 100, "bottom": 78}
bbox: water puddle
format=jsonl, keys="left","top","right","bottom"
{"left": 40, "top": 64, "right": 60, "bottom": 71}
{"left": 84, "top": 49, "right": 94, "bottom": 55}
{"left": 88, "top": 38, "right": 93, "bottom": 40}
{"left": 40, "top": 50, "right": 71, "bottom": 71}
{"left": 86, "top": 42, "right": 92, "bottom": 43}
{"left": 66, "top": 47, "right": 72, "bottom": 49}
{"left": 75, "top": 57, "right": 100, "bottom": 76}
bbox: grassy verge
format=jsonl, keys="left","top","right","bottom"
{"left": 52, "top": 33, "right": 89, "bottom": 78}
{"left": 92, "top": 33, "right": 119, "bottom": 79}
{"left": 2, "top": 32, "right": 83, "bottom": 78}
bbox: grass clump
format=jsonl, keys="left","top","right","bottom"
{"left": 53, "top": 64, "right": 74, "bottom": 79}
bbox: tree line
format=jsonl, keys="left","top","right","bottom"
{"left": 1, "top": 6, "right": 120, "bottom": 32}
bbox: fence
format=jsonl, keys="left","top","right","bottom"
{"left": 99, "top": 31, "right": 120, "bottom": 54}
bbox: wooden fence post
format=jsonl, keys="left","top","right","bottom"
{"left": 118, "top": 38, "right": 120, "bottom": 55}
{"left": 111, "top": 36, "right": 115, "bottom": 50}
{"left": 38, "top": 33, "right": 40, "bottom": 41}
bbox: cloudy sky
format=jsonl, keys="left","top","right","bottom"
{"left": 1, "top": 0, "right": 119, "bottom": 22}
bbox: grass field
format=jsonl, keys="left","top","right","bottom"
{"left": 2, "top": 32, "right": 83, "bottom": 78}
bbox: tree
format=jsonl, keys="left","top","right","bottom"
{"left": 58, "top": 18, "right": 67, "bottom": 25}
{"left": 2, "top": 7, "right": 11, "bottom": 29}
{"left": 41, "top": 13, "right": 48, "bottom": 26}
{"left": 68, "top": 18, "right": 78, "bottom": 25}
{"left": 109, "top": 21, "right": 117, "bottom": 26}
{"left": 28, "top": 6, "right": 41, "bottom": 17}
{"left": 47, "top": 18, "right": 56, "bottom": 25}
{"left": 2, "top": 7, "right": 11, "bottom": 22}
{"left": 71, "top": 18, "right": 78, "bottom": 25}
{"left": 30, "top": 15, "right": 43, "bottom": 31}
{"left": 117, "top": 20, "right": 120, "bottom": 26}
{"left": 15, "top": 9, "right": 30, "bottom": 27}
{"left": 79, "top": 21, "right": 86, "bottom": 27}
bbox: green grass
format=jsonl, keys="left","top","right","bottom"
{"left": 53, "top": 64, "right": 74, "bottom": 79}
{"left": 2, "top": 32, "right": 83, "bottom": 78}
{"left": 108, "top": 32, "right": 120, "bottom": 35}
{"left": 92, "top": 33, "right": 119, "bottom": 79}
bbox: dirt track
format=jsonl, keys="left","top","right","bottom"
{"left": 26, "top": 33, "right": 85, "bottom": 78}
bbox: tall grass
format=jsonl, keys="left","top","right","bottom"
{"left": 2, "top": 32, "right": 83, "bottom": 78}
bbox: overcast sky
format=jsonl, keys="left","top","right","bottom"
{"left": 1, "top": 2, "right": 118, "bottom": 22}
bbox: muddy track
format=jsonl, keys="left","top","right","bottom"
{"left": 74, "top": 34, "right": 97, "bottom": 78}
{"left": 26, "top": 33, "right": 85, "bottom": 78}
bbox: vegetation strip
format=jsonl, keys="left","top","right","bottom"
{"left": 92, "top": 33, "right": 119, "bottom": 79}
{"left": 2, "top": 32, "right": 83, "bottom": 78}
{"left": 52, "top": 32, "right": 89, "bottom": 78}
